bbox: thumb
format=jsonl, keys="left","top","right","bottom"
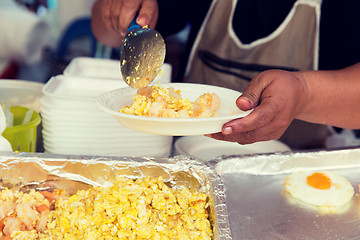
{"left": 236, "top": 84, "right": 263, "bottom": 111}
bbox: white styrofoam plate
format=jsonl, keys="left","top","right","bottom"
{"left": 64, "top": 57, "right": 122, "bottom": 79}
{"left": 41, "top": 129, "right": 170, "bottom": 142}
{"left": 42, "top": 136, "right": 172, "bottom": 149}
{"left": 40, "top": 96, "right": 100, "bottom": 111}
{"left": 174, "top": 135, "right": 291, "bottom": 162}
{"left": 40, "top": 118, "right": 123, "bottom": 131}
{"left": 40, "top": 105, "right": 115, "bottom": 122}
{"left": 63, "top": 57, "right": 172, "bottom": 84}
{"left": 44, "top": 142, "right": 172, "bottom": 157}
{"left": 42, "top": 126, "right": 172, "bottom": 141}
{"left": 43, "top": 75, "right": 125, "bottom": 100}
{"left": 41, "top": 118, "right": 170, "bottom": 138}
{"left": 96, "top": 83, "right": 252, "bottom": 136}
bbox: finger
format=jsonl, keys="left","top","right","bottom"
{"left": 236, "top": 73, "right": 271, "bottom": 111}
{"left": 101, "top": 0, "right": 113, "bottom": 31}
{"left": 223, "top": 101, "right": 276, "bottom": 135}
{"left": 137, "top": 0, "right": 159, "bottom": 28}
{"left": 204, "top": 132, "right": 225, "bottom": 140}
{"left": 119, "top": 0, "right": 142, "bottom": 35}
{"left": 110, "top": 0, "right": 123, "bottom": 33}
{"left": 236, "top": 97, "right": 253, "bottom": 111}
{"left": 207, "top": 123, "right": 283, "bottom": 144}
{"left": 206, "top": 130, "right": 260, "bottom": 144}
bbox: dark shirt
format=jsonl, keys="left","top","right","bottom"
{"left": 157, "top": 0, "right": 360, "bottom": 72}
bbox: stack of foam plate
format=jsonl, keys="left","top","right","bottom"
{"left": 40, "top": 57, "right": 173, "bottom": 157}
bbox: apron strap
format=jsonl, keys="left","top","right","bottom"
{"left": 198, "top": 50, "right": 299, "bottom": 81}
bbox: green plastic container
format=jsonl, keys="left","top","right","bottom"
{"left": 2, "top": 106, "right": 41, "bottom": 152}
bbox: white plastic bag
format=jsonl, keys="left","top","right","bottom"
{"left": 325, "top": 127, "right": 360, "bottom": 148}
{"left": 0, "top": 0, "right": 51, "bottom": 64}
{"left": 0, "top": 105, "right": 12, "bottom": 151}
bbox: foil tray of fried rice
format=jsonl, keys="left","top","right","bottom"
{"left": 0, "top": 152, "right": 232, "bottom": 240}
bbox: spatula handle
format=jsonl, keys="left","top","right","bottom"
{"left": 127, "top": 18, "right": 140, "bottom": 33}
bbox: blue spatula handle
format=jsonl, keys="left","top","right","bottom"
{"left": 127, "top": 18, "right": 141, "bottom": 33}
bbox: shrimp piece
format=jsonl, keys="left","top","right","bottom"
{"left": 192, "top": 93, "right": 221, "bottom": 117}
{"left": 154, "top": 95, "right": 167, "bottom": 103}
{"left": 137, "top": 86, "right": 153, "bottom": 98}
{"left": 0, "top": 201, "right": 15, "bottom": 220}
{"left": 34, "top": 204, "right": 50, "bottom": 232}
{"left": 149, "top": 101, "right": 166, "bottom": 117}
{"left": 162, "top": 109, "right": 177, "bottom": 118}
{"left": 177, "top": 109, "right": 190, "bottom": 118}
{"left": 15, "top": 202, "right": 39, "bottom": 230}
{"left": 3, "top": 217, "right": 26, "bottom": 236}
{"left": 197, "top": 109, "right": 214, "bottom": 118}
{"left": 0, "top": 206, "right": 6, "bottom": 223}
{"left": 194, "top": 93, "right": 221, "bottom": 112}
{"left": 35, "top": 211, "right": 49, "bottom": 232}
{"left": 0, "top": 189, "right": 16, "bottom": 220}
{"left": 168, "top": 87, "right": 182, "bottom": 99}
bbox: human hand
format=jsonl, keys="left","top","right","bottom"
{"left": 97, "top": 0, "right": 158, "bottom": 38}
{"left": 206, "top": 70, "right": 307, "bottom": 144}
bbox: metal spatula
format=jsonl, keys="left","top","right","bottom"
{"left": 120, "top": 20, "right": 166, "bottom": 89}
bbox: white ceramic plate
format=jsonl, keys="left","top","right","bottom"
{"left": 96, "top": 83, "right": 252, "bottom": 136}
{"left": 174, "top": 135, "right": 291, "bottom": 162}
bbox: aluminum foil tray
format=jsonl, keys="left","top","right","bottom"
{"left": 0, "top": 152, "right": 232, "bottom": 239}
{"left": 208, "top": 147, "right": 360, "bottom": 240}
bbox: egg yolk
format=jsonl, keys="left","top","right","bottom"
{"left": 307, "top": 172, "right": 331, "bottom": 189}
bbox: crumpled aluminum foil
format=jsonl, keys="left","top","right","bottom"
{"left": 0, "top": 151, "right": 232, "bottom": 239}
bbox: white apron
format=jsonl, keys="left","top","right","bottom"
{"left": 184, "top": 0, "right": 331, "bottom": 149}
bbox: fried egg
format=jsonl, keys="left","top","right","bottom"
{"left": 283, "top": 171, "right": 354, "bottom": 208}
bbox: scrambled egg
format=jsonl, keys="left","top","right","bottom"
{"left": 2, "top": 176, "right": 212, "bottom": 240}
{"left": 120, "top": 85, "right": 221, "bottom": 118}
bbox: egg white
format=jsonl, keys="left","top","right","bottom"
{"left": 283, "top": 171, "right": 354, "bottom": 208}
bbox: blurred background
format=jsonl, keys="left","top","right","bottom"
{"left": 1, "top": 0, "right": 359, "bottom": 154}
{"left": 0, "top": 0, "right": 191, "bottom": 155}
{"left": 0, "top": 0, "right": 189, "bottom": 83}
